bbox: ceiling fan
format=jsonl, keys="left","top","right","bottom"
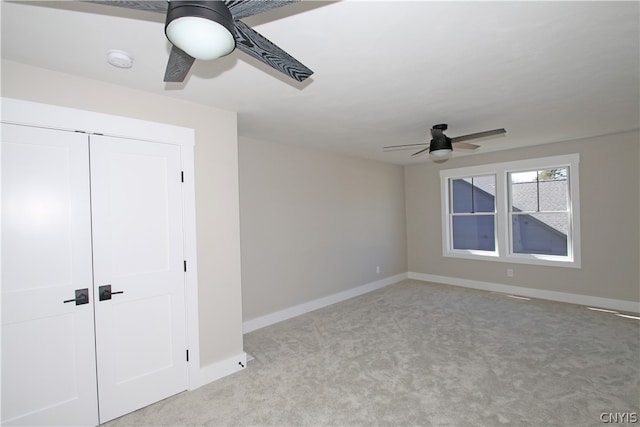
{"left": 82, "top": 0, "right": 313, "bottom": 83}
{"left": 383, "top": 124, "right": 506, "bottom": 161}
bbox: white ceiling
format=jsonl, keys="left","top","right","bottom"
{"left": 2, "top": 0, "right": 639, "bottom": 165}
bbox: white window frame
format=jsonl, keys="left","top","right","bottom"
{"left": 447, "top": 174, "right": 499, "bottom": 257}
{"left": 440, "top": 154, "right": 581, "bottom": 268}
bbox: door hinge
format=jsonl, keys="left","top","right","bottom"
{"left": 181, "top": 171, "right": 184, "bottom": 183}
{"left": 183, "top": 260, "right": 187, "bottom": 272}
{"left": 186, "top": 349, "right": 189, "bottom": 362}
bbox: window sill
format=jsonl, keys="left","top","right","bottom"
{"left": 444, "top": 250, "right": 581, "bottom": 268}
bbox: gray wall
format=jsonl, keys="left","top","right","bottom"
{"left": 1, "top": 60, "right": 244, "bottom": 367}
{"left": 405, "top": 130, "right": 640, "bottom": 302}
{"left": 239, "top": 137, "right": 407, "bottom": 320}
{"left": 5, "top": 60, "right": 636, "bottom": 359}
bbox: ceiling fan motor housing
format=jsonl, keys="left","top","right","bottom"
{"left": 430, "top": 124, "right": 452, "bottom": 152}
{"left": 429, "top": 135, "right": 453, "bottom": 152}
{"left": 165, "top": 1, "right": 236, "bottom": 59}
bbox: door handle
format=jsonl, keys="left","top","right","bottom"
{"left": 63, "top": 288, "right": 89, "bottom": 305}
{"left": 99, "top": 284, "right": 124, "bottom": 301}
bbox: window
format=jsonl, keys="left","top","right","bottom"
{"left": 440, "top": 154, "right": 580, "bottom": 267}
{"left": 450, "top": 175, "right": 496, "bottom": 252}
{"left": 509, "top": 168, "right": 569, "bottom": 257}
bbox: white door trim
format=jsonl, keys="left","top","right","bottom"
{"left": 1, "top": 97, "right": 201, "bottom": 391}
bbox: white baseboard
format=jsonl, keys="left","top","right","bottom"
{"left": 409, "top": 272, "right": 640, "bottom": 314}
{"left": 241, "top": 271, "right": 638, "bottom": 337}
{"left": 243, "top": 273, "right": 408, "bottom": 333}
{"left": 192, "top": 352, "right": 247, "bottom": 390}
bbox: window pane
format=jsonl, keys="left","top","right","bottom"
{"left": 510, "top": 179, "right": 538, "bottom": 212}
{"left": 512, "top": 213, "right": 569, "bottom": 256}
{"left": 538, "top": 175, "right": 568, "bottom": 211}
{"left": 452, "top": 215, "right": 495, "bottom": 251}
{"left": 538, "top": 167, "right": 567, "bottom": 181}
{"left": 473, "top": 175, "right": 496, "bottom": 213}
{"left": 510, "top": 171, "right": 538, "bottom": 184}
{"left": 451, "top": 175, "right": 495, "bottom": 213}
{"left": 510, "top": 168, "right": 569, "bottom": 213}
{"left": 452, "top": 178, "right": 472, "bottom": 213}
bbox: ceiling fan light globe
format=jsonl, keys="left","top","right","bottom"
{"left": 166, "top": 17, "right": 235, "bottom": 60}
{"left": 429, "top": 149, "right": 452, "bottom": 160}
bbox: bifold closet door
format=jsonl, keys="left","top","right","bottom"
{"left": 89, "top": 135, "right": 188, "bottom": 423}
{"left": 1, "top": 124, "right": 99, "bottom": 426}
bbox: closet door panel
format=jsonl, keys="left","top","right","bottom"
{"left": 89, "top": 135, "right": 187, "bottom": 423}
{"left": 1, "top": 124, "right": 98, "bottom": 426}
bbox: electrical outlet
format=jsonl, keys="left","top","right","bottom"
{"left": 376, "top": 265, "right": 380, "bottom": 274}
{"left": 507, "top": 268, "right": 514, "bottom": 277}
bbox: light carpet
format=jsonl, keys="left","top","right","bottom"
{"left": 105, "top": 279, "right": 639, "bottom": 426}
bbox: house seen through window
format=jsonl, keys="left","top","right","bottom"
{"left": 509, "top": 168, "right": 569, "bottom": 256}
{"left": 440, "top": 154, "right": 580, "bottom": 267}
{"left": 450, "top": 175, "right": 496, "bottom": 252}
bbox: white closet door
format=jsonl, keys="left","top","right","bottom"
{"left": 1, "top": 124, "right": 99, "bottom": 426}
{"left": 89, "top": 135, "right": 187, "bottom": 423}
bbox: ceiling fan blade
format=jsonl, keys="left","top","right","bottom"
{"left": 451, "top": 128, "right": 506, "bottom": 143}
{"left": 452, "top": 142, "right": 480, "bottom": 150}
{"left": 164, "top": 45, "right": 196, "bottom": 82}
{"left": 233, "top": 20, "right": 313, "bottom": 82}
{"left": 411, "top": 147, "right": 430, "bottom": 157}
{"left": 383, "top": 143, "right": 428, "bottom": 152}
{"left": 226, "top": 0, "right": 298, "bottom": 20}
{"left": 80, "top": 0, "right": 168, "bottom": 13}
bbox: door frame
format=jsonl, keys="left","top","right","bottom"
{"left": 1, "top": 97, "right": 201, "bottom": 390}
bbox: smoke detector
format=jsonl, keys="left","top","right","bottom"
{"left": 107, "top": 49, "right": 134, "bottom": 69}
